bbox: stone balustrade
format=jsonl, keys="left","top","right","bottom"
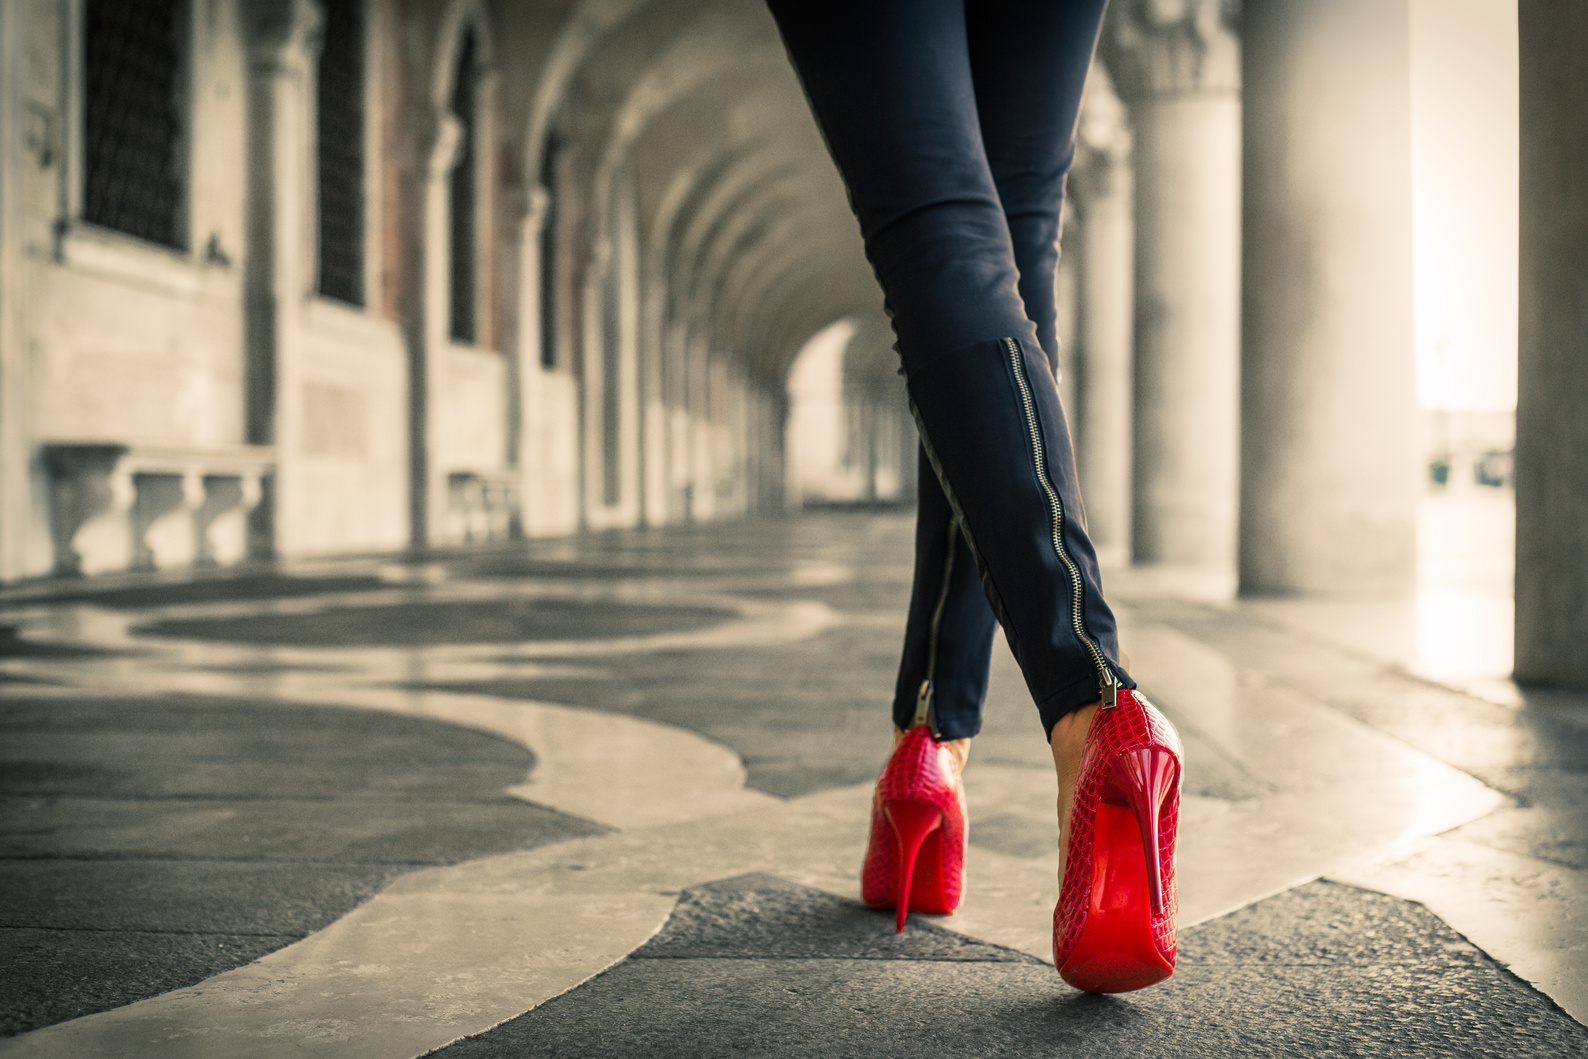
{"left": 41, "top": 442, "right": 275, "bottom": 577}
{"left": 445, "top": 470, "right": 519, "bottom": 545}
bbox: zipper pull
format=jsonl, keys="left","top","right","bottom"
{"left": 1100, "top": 669, "right": 1118, "bottom": 709}
{"left": 914, "top": 679, "right": 933, "bottom": 728}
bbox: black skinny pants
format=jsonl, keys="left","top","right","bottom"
{"left": 768, "top": 0, "right": 1132, "bottom": 740}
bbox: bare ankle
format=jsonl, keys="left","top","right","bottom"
{"left": 1050, "top": 701, "right": 1101, "bottom": 772}
{"left": 1051, "top": 700, "right": 1102, "bottom": 808}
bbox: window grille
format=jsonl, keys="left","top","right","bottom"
{"left": 538, "top": 133, "right": 562, "bottom": 369}
{"left": 317, "top": 0, "right": 366, "bottom": 306}
{"left": 448, "top": 30, "right": 477, "bottom": 344}
{"left": 82, "top": 0, "right": 188, "bottom": 249}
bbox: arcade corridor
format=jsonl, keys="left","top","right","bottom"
{"left": 3, "top": 0, "right": 1588, "bottom": 1054}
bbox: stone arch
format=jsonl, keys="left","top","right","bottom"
{"left": 497, "top": 0, "right": 878, "bottom": 527}
{"left": 429, "top": 0, "right": 497, "bottom": 110}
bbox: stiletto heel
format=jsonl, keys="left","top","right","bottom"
{"left": 883, "top": 799, "right": 943, "bottom": 932}
{"left": 862, "top": 726, "right": 966, "bottom": 929}
{"left": 1108, "top": 746, "right": 1177, "bottom": 915}
{"left": 1054, "top": 690, "right": 1182, "bottom": 994}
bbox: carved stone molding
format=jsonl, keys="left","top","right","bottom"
{"left": 1071, "top": 63, "right": 1133, "bottom": 204}
{"left": 428, "top": 111, "right": 465, "bottom": 178}
{"left": 245, "top": 0, "right": 324, "bottom": 70}
{"left": 1100, "top": 0, "right": 1240, "bottom": 101}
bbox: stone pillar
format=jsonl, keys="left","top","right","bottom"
{"left": 1515, "top": 0, "right": 1588, "bottom": 686}
{"left": 0, "top": 0, "right": 30, "bottom": 579}
{"left": 640, "top": 251, "right": 669, "bottom": 527}
{"left": 1053, "top": 206, "right": 1079, "bottom": 419}
{"left": 1069, "top": 63, "right": 1135, "bottom": 567}
{"left": 688, "top": 332, "right": 714, "bottom": 521}
{"left": 1238, "top": 0, "right": 1418, "bottom": 594}
{"left": 244, "top": 0, "right": 321, "bottom": 558}
{"left": 512, "top": 184, "right": 550, "bottom": 532}
{"left": 415, "top": 106, "right": 463, "bottom": 546}
{"left": 1101, "top": 0, "right": 1241, "bottom": 567}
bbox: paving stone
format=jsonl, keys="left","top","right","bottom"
{"left": 1449, "top": 802, "right": 1588, "bottom": 871}
{"left": 0, "top": 573, "right": 390, "bottom": 610}
{"left": 0, "top": 695, "right": 544, "bottom": 800}
{"left": 0, "top": 928, "right": 294, "bottom": 1038}
{"left": 0, "top": 694, "right": 605, "bottom": 1037}
{"left": 967, "top": 812, "right": 1057, "bottom": 859}
{"left": 633, "top": 875, "right": 1042, "bottom": 963}
{"left": 0, "top": 673, "right": 57, "bottom": 685}
{"left": 1137, "top": 599, "right": 1588, "bottom": 875}
{"left": 6, "top": 511, "right": 1583, "bottom": 1054}
{"left": 0, "top": 626, "right": 132, "bottom": 659}
{"left": 134, "top": 598, "right": 736, "bottom": 647}
{"left": 407, "top": 623, "right": 1265, "bottom": 804}
{"left": 431, "top": 880, "right": 1588, "bottom": 1059}
{"left": 0, "top": 859, "right": 413, "bottom": 935}
{"left": 0, "top": 796, "right": 599, "bottom": 863}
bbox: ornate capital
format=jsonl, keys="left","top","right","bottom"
{"left": 245, "top": 0, "right": 324, "bottom": 70}
{"left": 1071, "top": 63, "right": 1133, "bottom": 203}
{"left": 427, "top": 111, "right": 464, "bottom": 178}
{"left": 1100, "top": 0, "right": 1239, "bottom": 101}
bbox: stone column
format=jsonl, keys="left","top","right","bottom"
{"left": 688, "top": 332, "right": 715, "bottom": 521}
{"left": 0, "top": 0, "right": 31, "bottom": 579}
{"left": 1069, "top": 63, "right": 1135, "bottom": 568}
{"left": 509, "top": 183, "right": 549, "bottom": 532}
{"left": 640, "top": 248, "right": 669, "bottom": 527}
{"left": 1054, "top": 206, "right": 1079, "bottom": 419}
{"left": 244, "top": 0, "right": 321, "bottom": 558}
{"left": 1515, "top": 0, "right": 1588, "bottom": 686}
{"left": 415, "top": 105, "right": 464, "bottom": 545}
{"left": 1238, "top": 0, "right": 1418, "bottom": 594}
{"left": 1101, "top": 0, "right": 1241, "bottom": 568}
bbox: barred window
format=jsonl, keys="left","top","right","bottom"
{"left": 316, "top": 0, "right": 366, "bottom": 306}
{"left": 448, "top": 30, "right": 478, "bottom": 344}
{"left": 538, "top": 133, "right": 562, "bottom": 369}
{"left": 82, "top": 0, "right": 188, "bottom": 249}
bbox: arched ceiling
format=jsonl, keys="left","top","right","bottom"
{"left": 490, "top": 0, "right": 879, "bottom": 388}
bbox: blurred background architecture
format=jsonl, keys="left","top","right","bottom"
{"left": 0, "top": 0, "right": 1582, "bottom": 686}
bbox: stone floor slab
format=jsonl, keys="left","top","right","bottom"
{"left": 0, "top": 510, "right": 1581, "bottom": 1054}
{"left": 431, "top": 880, "right": 1588, "bottom": 1059}
{"left": 0, "top": 929, "right": 293, "bottom": 1038}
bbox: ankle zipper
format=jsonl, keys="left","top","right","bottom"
{"left": 914, "top": 516, "right": 960, "bottom": 734}
{"left": 1002, "top": 337, "right": 1118, "bottom": 708}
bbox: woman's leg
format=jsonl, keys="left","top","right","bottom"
{"left": 891, "top": 0, "right": 1111, "bottom": 742}
{"left": 969, "top": 0, "right": 1109, "bottom": 371}
{"left": 765, "top": 0, "right": 1036, "bottom": 360}
{"left": 768, "top": 0, "right": 1133, "bottom": 734}
{"left": 892, "top": 447, "right": 997, "bottom": 741}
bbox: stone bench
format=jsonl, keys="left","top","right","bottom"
{"left": 42, "top": 442, "right": 276, "bottom": 576}
{"left": 445, "top": 470, "right": 519, "bottom": 545}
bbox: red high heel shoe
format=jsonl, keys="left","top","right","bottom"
{"left": 861, "top": 725, "right": 966, "bottom": 931}
{"left": 1053, "top": 689, "right": 1182, "bottom": 992}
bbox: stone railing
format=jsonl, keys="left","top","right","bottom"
{"left": 41, "top": 442, "right": 276, "bottom": 576}
{"left": 445, "top": 470, "right": 519, "bottom": 545}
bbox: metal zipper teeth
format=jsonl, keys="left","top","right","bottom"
{"left": 1002, "top": 337, "right": 1115, "bottom": 701}
{"left": 914, "top": 518, "right": 958, "bottom": 732}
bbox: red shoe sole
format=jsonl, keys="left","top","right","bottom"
{"left": 1058, "top": 802, "right": 1175, "bottom": 993}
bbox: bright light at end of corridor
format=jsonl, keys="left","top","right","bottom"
{"left": 1411, "top": 0, "right": 1519, "bottom": 412}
